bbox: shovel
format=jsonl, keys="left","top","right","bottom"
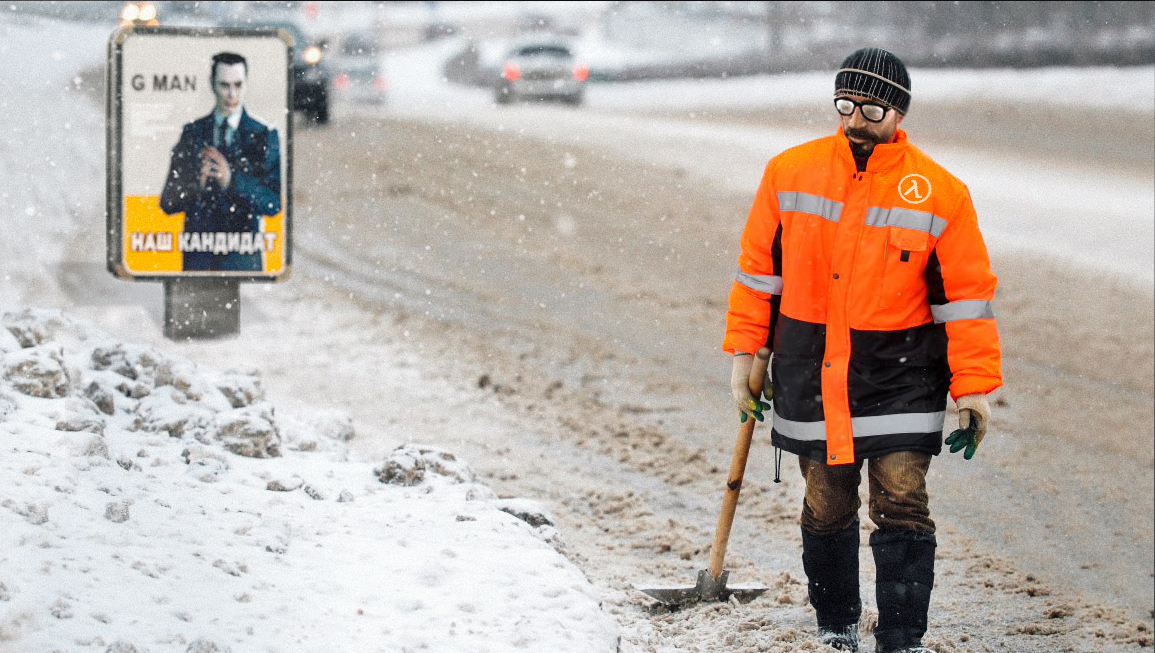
{"left": 634, "top": 346, "right": 771, "bottom": 607}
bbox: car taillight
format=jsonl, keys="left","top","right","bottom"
{"left": 502, "top": 61, "right": 521, "bottom": 81}
{"left": 573, "top": 64, "right": 590, "bottom": 81}
{"left": 333, "top": 73, "right": 350, "bottom": 90}
{"left": 373, "top": 74, "right": 388, "bottom": 91}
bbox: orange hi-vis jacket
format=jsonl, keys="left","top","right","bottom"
{"left": 724, "top": 127, "right": 1002, "bottom": 465}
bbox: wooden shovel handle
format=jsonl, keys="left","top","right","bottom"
{"left": 708, "top": 346, "right": 770, "bottom": 579}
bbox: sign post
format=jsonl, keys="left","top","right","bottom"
{"left": 163, "top": 277, "right": 240, "bottom": 339}
{"left": 107, "top": 26, "right": 293, "bottom": 339}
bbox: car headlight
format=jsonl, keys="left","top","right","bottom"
{"left": 121, "top": 2, "right": 158, "bottom": 25}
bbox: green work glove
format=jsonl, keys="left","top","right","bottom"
{"left": 731, "top": 352, "right": 772, "bottom": 423}
{"left": 945, "top": 424, "right": 979, "bottom": 459}
{"left": 946, "top": 393, "right": 991, "bottom": 460}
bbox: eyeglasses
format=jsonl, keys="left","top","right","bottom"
{"left": 834, "top": 97, "right": 891, "bottom": 123}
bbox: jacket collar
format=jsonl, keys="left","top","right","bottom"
{"left": 202, "top": 108, "right": 252, "bottom": 135}
{"left": 213, "top": 108, "right": 244, "bottom": 132}
{"left": 836, "top": 125, "right": 909, "bottom": 173}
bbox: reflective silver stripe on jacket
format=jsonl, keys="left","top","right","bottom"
{"left": 736, "top": 271, "right": 783, "bottom": 294}
{"left": 778, "top": 191, "right": 842, "bottom": 222}
{"left": 773, "top": 410, "right": 946, "bottom": 441}
{"left": 931, "top": 299, "right": 995, "bottom": 323}
{"left": 865, "top": 206, "right": 947, "bottom": 237}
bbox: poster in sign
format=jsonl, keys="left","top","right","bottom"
{"left": 108, "top": 26, "right": 292, "bottom": 280}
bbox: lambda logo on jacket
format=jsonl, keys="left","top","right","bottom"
{"left": 898, "top": 173, "right": 931, "bottom": 204}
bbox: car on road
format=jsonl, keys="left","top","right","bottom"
{"left": 278, "top": 21, "right": 333, "bottom": 124}
{"left": 326, "top": 30, "right": 388, "bottom": 106}
{"left": 494, "top": 37, "right": 588, "bottom": 106}
{"left": 217, "top": 18, "right": 333, "bottom": 124}
{"left": 423, "top": 21, "right": 458, "bottom": 41}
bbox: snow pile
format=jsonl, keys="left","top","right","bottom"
{"left": 0, "top": 309, "right": 618, "bottom": 652}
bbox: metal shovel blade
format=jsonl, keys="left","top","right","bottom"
{"left": 634, "top": 569, "right": 768, "bottom": 608}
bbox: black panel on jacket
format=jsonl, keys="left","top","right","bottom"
{"left": 924, "top": 249, "right": 947, "bottom": 306}
{"left": 766, "top": 223, "right": 784, "bottom": 349}
{"left": 772, "top": 315, "right": 826, "bottom": 422}
{"left": 768, "top": 314, "right": 950, "bottom": 460}
{"left": 848, "top": 323, "right": 949, "bottom": 416}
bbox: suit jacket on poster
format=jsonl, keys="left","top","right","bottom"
{"left": 160, "top": 109, "right": 281, "bottom": 271}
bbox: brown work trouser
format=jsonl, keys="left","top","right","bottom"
{"left": 798, "top": 450, "right": 935, "bottom": 535}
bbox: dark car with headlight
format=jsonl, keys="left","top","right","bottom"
{"left": 278, "top": 21, "right": 332, "bottom": 124}
{"left": 218, "top": 18, "right": 332, "bottom": 124}
{"left": 494, "top": 37, "right": 587, "bottom": 106}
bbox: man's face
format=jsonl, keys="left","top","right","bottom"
{"left": 213, "top": 63, "right": 246, "bottom": 116}
{"left": 837, "top": 93, "right": 903, "bottom": 157}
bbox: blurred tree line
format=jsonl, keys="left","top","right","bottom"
{"left": 779, "top": 1, "right": 1155, "bottom": 67}
{"left": 599, "top": 1, "right": 1154, "bottom": 78}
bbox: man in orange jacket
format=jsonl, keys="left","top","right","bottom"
{"left": 723, "top": 48, "right": 1002, "bottom": 653}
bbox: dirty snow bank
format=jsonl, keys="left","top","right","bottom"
{"left": 0, "top": 308, "right": 619, "bottom": 652}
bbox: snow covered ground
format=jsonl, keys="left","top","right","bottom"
{"left": 0, "top": 309, "right": 616, "bottom": 652}
{"left": 0, "top": 14, "right": 619, "bottom": 652}
{"left": 0, "top": 313, "right": 625, "bottom": 652}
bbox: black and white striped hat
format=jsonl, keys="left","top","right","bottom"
{"left": 835, "top": 48, "right": 911, "bottom": 114}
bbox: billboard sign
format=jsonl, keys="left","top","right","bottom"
{"left": 107, "top": 26, "right": 292, "bottom": 280}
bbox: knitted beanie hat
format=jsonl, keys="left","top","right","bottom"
{"left": 835, "top": 48, "right": 911, "bottom": 114}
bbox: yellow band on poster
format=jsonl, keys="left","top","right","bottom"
{"left": 122, "top": 196, "right": 284, "bottom": 275}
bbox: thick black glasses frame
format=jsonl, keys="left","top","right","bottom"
{"left": 834, "top": 97, "right": 890, "bottom": 123}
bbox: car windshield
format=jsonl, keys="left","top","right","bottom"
{"left": 341, "top": 33, "right": 379, "bottom": 56}
{"left": 515, "top": 45, "right": 570, "bottom": 59}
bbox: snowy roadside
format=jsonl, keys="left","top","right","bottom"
{"left": 0, "top": 15, "right": 106, "bottom": 307}
{"left": 0, "top": 14, "right": 619, "bottom": 653}
{"left": 0, "top": 308, "right": 619, "bottom": 652}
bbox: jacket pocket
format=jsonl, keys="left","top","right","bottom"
{"left": 878, "top": 227, "right": 929, "bottom": 309}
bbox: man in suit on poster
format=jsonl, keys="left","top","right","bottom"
{"left": 161, "top": 51, "right": 281, "bottom": 271}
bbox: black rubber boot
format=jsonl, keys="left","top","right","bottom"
{"left": 871, "top": 529, "right": 937, "bottom": 653}
{"left": 801, "top": 521, "right": 862, "bottom": 633}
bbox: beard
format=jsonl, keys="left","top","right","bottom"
{"left": 845, "top": 128, "right": 884, "bottom": 158}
